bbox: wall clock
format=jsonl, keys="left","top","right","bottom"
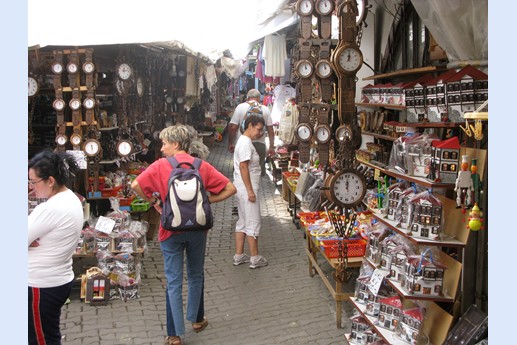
{"left": 326, "top": 168, "right": 367, "bottom": 208}
{"left": 117, "top": 63, "right": 133, "bottom": 80}
{"left": 116, "top": 140, "right": 133, "bottom": 157}
{"left": 83, "top": 139, "right": 101, "bottom": 157}
{"left": 28, "top": 76, "right": 39, "bottom": 97}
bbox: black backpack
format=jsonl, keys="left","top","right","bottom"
{"left": 240, "top": 100, "right": 264, "bottom": 133}
{"left": 161, "top": 157, "right": 213, "bottom": 231}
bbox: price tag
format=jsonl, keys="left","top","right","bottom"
{"left": 374, "top": 168, "right": 381, "bottom": 180}
{"left": 95, "top": 216, "right": 116, "bottom": 235}
{"left": 367, "top": 268, "right": 389, "bottom": 295}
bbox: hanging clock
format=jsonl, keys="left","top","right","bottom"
{"left": 336, "top": 124, "right": 353, "bottom": 142}
{"left": 51, "top": 62, "right": 64, "bottom": 74}
{"left": 294, "top": 123, "right": 313, "bottom": 142}
{"left": 83, "top": 97, "right": 96, "bottom": 110}
{"left": 117, "top": 63, "right": 133, "bottom": 80}
{"left": 296, "top": 0, "right": 314, "bottom": 16}
{"left": 53, "top": 99, "right": 66, "bottom": 111}
{"left": 66, "top": 61, "right": 79, "bottom": 74}
{"left": 83, "top": 139, "right": 101, "bottom": 157}
{"left": 69, "top": 98, "right": 82, "bottom": 111}
{"left": 334, "top": 45, "right": 363, "bottom": 75}
{"left": 82, "top": 61, "right": 95, "bottom": 74}
{"left": 315, "top": 60, "right": 334, "bottom": 79}
{"left": 55, "top": 134, "right": 68, "bottom": 146}
{"left": 116, "top": 140, "right": 133, "bottom": 157}
{"left": 28, "top": 76, "right": 39, "bottom": 97}
{"left": 70, "top": 133, "right": 82, "bottom": 146}
{"left": 295, "top": 59, "right": 314, "bottom": 79}
{"left": 325, "top": 168, "right": 367, "bottom": 208}
{"left": 315, "top": 0, "right": 334, "bottom": 16}
{"left": 314, "top": 124, "right": 332, "bottom": 144}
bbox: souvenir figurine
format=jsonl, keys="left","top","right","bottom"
{"left": 454, "top": 155, "right": 473, "bottom": 208}
{"left": 467, "top": 203, "right": 484, "bottom": 231}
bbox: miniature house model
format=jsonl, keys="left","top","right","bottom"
{"left": 387, "top": 246, "right": 414, "bottom": 284}
{"left": 396, "top": 188, "right": 417, "bottom": 229}
{"left": 403, "top": 254, "right": 446, "bottom": 297}
{"left": 379, "top": 238, "right": 398, "bottom": 271}
{"left": 408, "top": 192, "right": 443, "bottom": 240}
{"left": 366, "top": 228, "right": 390, "bottom": 265}
{"left": 432, "top": 136, "right": 461, "bottom": 183}
{"left": 445, "top": 65, "right": 488, "bottom": 122}
{"left": 399, "top": 307, "right": 425, "bottom": 345}
{"left": 424, "top": 69, "right": 457, "bottom": 122}
{"left": 349, "top": 315, "right": 380, "bottom": 344}
{"left": 377, "top": 295, "right": 403, "bottom": 330}
{"left": 386, "top": 184, "right": 404, "bottom": 221}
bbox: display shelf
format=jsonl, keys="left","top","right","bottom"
{"left": 362, "top": 66, "right": 446, "bottom": 81}
{"left": 357, "top": 159, "right": 455, "bottom": 189}
{"left": 356, "top": 102, "right": 407, "bottom": 110}
{"left": 368, "top": 207, "right": 467, "bottom": 248}
{"left": 349, "top": 297, "right": 452, "bottom": 345}
{"left": 362, "top": 131, "right": 397, "bottom": 141}
{"left": 364, "top": 255, "right": 460, "bottom": 304}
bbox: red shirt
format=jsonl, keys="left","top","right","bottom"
{"left": 135, "top": 153, "right": 230, "bottom": 242}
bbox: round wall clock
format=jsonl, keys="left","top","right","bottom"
{"left": 69, "top": 98, "right": 82, "bottom": 110}
{"left": 326, "top": 168, "right": 367, "bottom": 208}
{"left": 55, "top": 134, "right": 68, "bottom": 146}
{"left": 70, "top": 133, "right": 82, "bottom": 146}
{"left": 295, "top": 59, "right": 314, "bottom": 79}
{"left": 51, "top": 62, "right": 64, "bottom": 74}
{"left": 117, "top": 140, "right": 133, "bottom": 156}
{"left": 315, "top": 0, "right": 334, "bottom": 16}
{"left": 28, "top": 77, "right": 39, "bottom": 97}
{"left": 66, "top": 61, "right": 79, "bottom": 74}
{"left": 83, "top": 139, "right": 101, "bottom": 156}
{"left": 53, "top": 99, "right": 66, "bottom": 111}
{"left": 335, "top": 45, "right": 363, "bottom": 75}
{"left": 117, "top": 63, "right": 133, "bottom": 80}
{"left": 296, "top": 0, "right": 314, "bottom": 16}
{"left": 314, "top": 124, "right": 332, "bottom": 144}
{"left": 83, "top": 97, "right": 96, "bottom": 109}
{"left": 294, "top": 123, "right": 313, "bottom": 142}
{"left": 82, "top": 61, "right": 95, "bottom": 74}
{"left": 315, "top": 60, "right": 333, "bottom": 79}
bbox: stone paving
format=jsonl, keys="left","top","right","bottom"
{"left": 61, "top": 137, "right": 357, "bottom": 345}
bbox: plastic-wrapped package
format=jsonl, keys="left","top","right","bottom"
{"left": 354, "top": 262, "right": 375, "bottom": 304}
{"left": 386, "top": 239, "right": 419, "bottom": 282}
{"left": 79, "top": 227, "right": 96, "bottom": 254}
{"left": 376, "top": 295, "right": 403, "bottom": 330}
{"left": 402, "top": 247, "right": 446, "bottom": 297}
{"left": 388, "top": 135, "right": 415, "bottom": 174}
{"left": 365, "top": 226, "right": 391, "bottom": 265}
{"left": 130, "top": 220, "right": 148, "bottom": 254}
{"left": 394, "top": 186, "right": 421, "bottom": 229}
{"left": 117, "top": 273, "right": 140, "bottom": 302}
{"left": 397, "top": 304, "right": 427, "bottom": 345}
{"left": 95, "top": 230, "right": 112, "bottom": 252}
{"left": 113, "top": 230, "right": 135, "bottom": 253}
{"left": 407, "top": 190, "right": 444, "bottom": 240}
{"left": 385, "top": 181, "right": 410, "bottom": 221}
{"left": 106, "top": 197, "right": 132, "bottom": 232}
{"left": 95, "top": 251, "right": 115, "bottom": 275}
{"left": 404, "top": 133, "right": 439, "bottom": 177}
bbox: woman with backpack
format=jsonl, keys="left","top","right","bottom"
{"left": 131, "top": 125, "right": 236, "bottom": 345}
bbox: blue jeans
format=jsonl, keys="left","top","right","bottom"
{"left": 161, "top": 231, "right": 207, "bottom": 336}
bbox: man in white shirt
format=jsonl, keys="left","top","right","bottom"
{"left": 228, "top": 89, "right": 275, "bottom": 176}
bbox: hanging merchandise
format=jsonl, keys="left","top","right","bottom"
{"left": 271, "top": 83, "right": 296, "bottom": 124}
{"left": 262, "top": 33, "right": 287, "bottom": 78}
{"left": 277, "top": 99, "right": 299, "bottom": 145}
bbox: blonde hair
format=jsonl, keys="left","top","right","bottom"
{"left": 159, "top": 125, "right": 191, "bottom": 151}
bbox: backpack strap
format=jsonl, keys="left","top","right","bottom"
{"left": 192, "top": 157, "right": 202, "bottom": 170}
{"left": 167, "top": 156, "right": 179, "bottom": 168}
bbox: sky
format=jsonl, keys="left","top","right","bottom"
{"left": 28, "top": 0, "right": 290, "bottom": 60}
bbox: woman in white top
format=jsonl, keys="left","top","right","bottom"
{"left": 233, "top": 114, "right": 268, "bottom": 269}
{"left": 28, "top": 150, "right": 83, "bottom": 345}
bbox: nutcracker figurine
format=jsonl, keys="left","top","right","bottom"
{"left": 454, "top": 155, "right": 473, "bottom": 209}
{"left": 470, "top": 158, "right": 482, "bottom": 208}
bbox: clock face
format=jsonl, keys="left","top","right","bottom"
{"left": 336, "top": 124, "right": 353, "bottom": 142}
{"left": 117, "top": 63, "right": 132, "bottom": 80}
{"left": 51, "top": 62, "right": 63, "bottom": 74}
{"left": 83, "top": 97, "right": 95, "bottom": 109}
{"left": 53, "top": 99, "right": 66, "bottom": 111}
{"left": 117, "top": 141, "right": 133, "bottom": 156}
{"left": 67, "top": 62, "right": 78, "bottom": 74}
{"left": 69, "top": 98, "right": 81, "bottom": 110}
{"left": 356, "top": 0, "right": 367, "bottom": 26}
{"left": 28, "top": 77, "right": 38, "bottom": 97}
{"left": 165, "top": 95, "right": 173, "bottom": 104}
{"left": 177, "top": 96, "right": 184, "bottom": 104}
{"left": 316, "top": 0, "right": 334, "bottom": 16}
{"left": 316, "top": 60, "right": 333, "bottom": 79}
{"left": 315, "top": 125, "right": 331, "bottom": 143}
{"left": 136, "top": 77, "right": 144, "bottom": 97}
{"left": 82, "top": 61, "right": 95, "bottom": 74}
{"left": 329, "top": 169, "right": 367, "bottom": 207}
{"left": 296, "top": 59, "right": 314, "bottom": 79}
{"left": 83, "top": 139, "right": 100, "bottom": 156}
{"left": 70, "top": 134, "right": 82, "bottom": 146}
{"left": 55, "top": 134, "right": 67, "bottom": 146}
{"left": 338, "top": 46, "right": 363, "bottom": 73}
{"left": 295, "top": 123, "right": 313, "bottom": 142}
{"left": 297, "top": 0, "right": 314, "bottom": 16}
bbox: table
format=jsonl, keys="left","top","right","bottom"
{"left": 304, "top": 226, "right": 364, "bottom": 328}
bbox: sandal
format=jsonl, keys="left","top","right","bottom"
{"left": 165, "top": 335, "right": 182, "bottom": 345}
{"left": 192, "top": 317, "right": 208, "bottom": 333}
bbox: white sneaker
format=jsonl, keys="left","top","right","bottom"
{"left": 233, "top": 254, "right": 250, "bottom": 266}
{"left": 249, "top": 255, "right": 268, "bottom": 269}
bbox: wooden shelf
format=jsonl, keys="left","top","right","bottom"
{"left": 348, "top": 297, "right": 453, "bottom": 345}
{"left": 362, "top": 66, "right": 446, "bottom": 81}
{"left": 356, "top": 102, "right": 407, "bottom": 110}
{"left": 404, "top": 122, "right": 464, "bottom": 128}
{"left": 357, "top": 159, "right": 455, "bottom": 189}
{"left": 361, "top": 131, "right": 397, "bottom": 141}
{"left": 368, "top": 199, "right": 469, "bottom": 248}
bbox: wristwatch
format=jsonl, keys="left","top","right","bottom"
{"left": 314, "top": 104, "right": 331, "bottom": 166}
{"left": 52, "top": 51, "right": 64, "bottom": 91}
{"left": 84, "top": 88, "right": 96, "bottom": 125}
{"left": 71, "top": 88, "right": 83, "bottom": 146}
{"left": 296, "top": 0, "right": 314, "bottom": 40}
{"left": 316, "top": 39, "right": 333, "bottom": 102}
{"left": 297, "top": 39, "right": 313, "bottom": 102}
{"left": 315, "top": 0, "right": 334, "bottom": 39}
{"left": 83, "top": 49, "right": 95, "bottom": 89}
{"left": 294, "top": 103, "right": 313, "bottom": 164}
{"left": 67, "top": 50, "right": 80, "bottom": 88}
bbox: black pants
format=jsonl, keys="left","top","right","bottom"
{"left": 29, "top": 280, "right": 73, "bottom": 345}
{"left": 253, "top": 142, "right": 266, "bottom": 176}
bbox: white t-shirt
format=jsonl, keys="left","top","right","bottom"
{"left": 28, "top": 189, "right": 83, "bottom": 288}
{"left": 233, "top": 135, "right": 261, "bottom": 189}
{"left": 229, "top": 101, "right": 272, "bottom": 145}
